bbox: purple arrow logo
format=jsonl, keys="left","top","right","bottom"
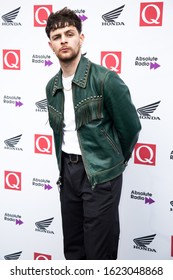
{"left": 145, "top": 197, "right": 155, "bottom": 204}
{"left": 16, "top": 219, "right": 23, "bottom": 225}
{"left": 150, "top": 62, "right": 160, "bottom": 70}
{"left": 45, "top": 60, "right": 53, "bottom": 67}
{"left": 15, "top": 101, "right": 23, "bottom": 107}
{"left": 44, "top": 184, "right": 52, "bottom": 190}
{"left": 78, "top": 15, "right": 88, "bottom": 22}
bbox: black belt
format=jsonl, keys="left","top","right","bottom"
{"left": 62, "top": 151, "right": 82, "bottom": 163}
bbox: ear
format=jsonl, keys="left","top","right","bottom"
{"left": 79, "top": 33, "right": 85, "bottom": 47}
{"left": 48, "top": 41, "right": 54, "bottom": 51}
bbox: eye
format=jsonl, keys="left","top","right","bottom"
{"left": 67, "top": 32, "right": 74, "bottom": 37}
{"left": 55, "top": 36, "right": 61, "bottom": 40}
{"left": 52, "top": 35, "right": 61, "bottom": 41}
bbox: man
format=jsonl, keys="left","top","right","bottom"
{"left": 45, "top": 7, "right": 141, "bottom": 260}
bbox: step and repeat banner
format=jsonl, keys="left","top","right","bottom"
{"left": 0, "top": 0, "right": 173, "bottom": 260}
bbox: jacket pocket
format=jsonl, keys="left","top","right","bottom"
{"left": 75, "top": 97, "right": 103, "bottom": 130}
{"left": 100, "top": 128, "right": 120, "bottom": 155}
{"left": 48, "top": 105, "right": 63, "bottom": 132}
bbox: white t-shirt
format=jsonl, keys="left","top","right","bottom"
{"left": 62, "top": 75, "right": 81, "bottom": 155}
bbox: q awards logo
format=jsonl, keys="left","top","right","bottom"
{"left": 34, "top": 252, "right": 52, "bottom": 260}
{"left": 4, "top": 171, "right": 21, "bottom": 191}
{"left": 3, "top": 50, "right": 20, "bottom": 70}
{"left": 101, "top": 51, "right": 121, "bottom": 73}
{"left": 139, "top": 2, "right": 163, "bottom": 26}
{"left": 34, "top": 5, "right": 52, "bottom": 27}
{"left": 34, "top": 134, "right": 52, "bottom": 155}
{"left": 134, "top": 143, "right": 156, "bottom": 166}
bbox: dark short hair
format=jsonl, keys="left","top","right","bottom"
{"left": 45, "top": 7, "right": 82, "bottom": 38}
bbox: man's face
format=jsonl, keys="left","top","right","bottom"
{"left": 48, "top": 25, "right": 84, "bottom": 63}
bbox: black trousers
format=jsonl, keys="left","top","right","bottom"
{"left": 59, "top": 152, "right": 122, "bottom": 260}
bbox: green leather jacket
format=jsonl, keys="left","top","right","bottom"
{"left": 46, "top": 55, "right": 141, "bottom": 187}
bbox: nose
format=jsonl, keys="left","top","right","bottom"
{"left": 61, "top": 34, "right": 67, "bottom": 44}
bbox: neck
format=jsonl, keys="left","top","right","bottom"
{"left": 60, "top": 53, "right": 81, "bottom": 78}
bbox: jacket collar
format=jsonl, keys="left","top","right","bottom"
{"left": 52, "top": 55, "right": 91, "bottom": 96}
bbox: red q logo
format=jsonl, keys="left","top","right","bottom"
{"left": 3, "top": 50, "right": 20, "bottom": 70}
{"left": 34, "top": 134, "right": 52, "bottom": 155}
{"left": 134, "top": 143, "right": 156, "bottom": 166}
{"left": 101, "top": 51, "right": 121, "bottom": 73}
{"left": 34, "top": 252, "right": 52, "bottom": 260}
{"left": 140, "top": 2, "right": 163, "bottom": 26}
{"left": 4, "top": 171, "right": 21, "bottom": 191}
{"left": 34, "top": 5, "right": 52, "bottom": 27}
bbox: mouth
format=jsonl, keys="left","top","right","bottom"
{"left": 60, "top": 47, "right": 70, "bottom": 52}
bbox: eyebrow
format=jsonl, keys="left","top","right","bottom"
{"left": 51, "top": 28, "right": 76, "bottom": 39}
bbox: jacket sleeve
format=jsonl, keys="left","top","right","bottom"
{"left": 103, "top": 71, "right": 141, "bottom": 163}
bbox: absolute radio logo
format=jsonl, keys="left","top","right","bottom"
{"left": 131, "top": 189, "right": 155, "bottom": 205}
{"left": 34, "top": 252, "right": 52, "bottom": 260}
{"left": 3, "top": 94, "right": 23, "bottom": 107}
{"left": 73, "top": 9, "right": 88, "bottom": 22}
{"left": 35, "top": 217, "right": 54, "bottom": 234}
{"left": 4, "top": 171, "right": 21, "bottom": 191}
{"left": 3, "top": 50, "right": 20, "bottom": 70}
{"left": 1, "top": 6, "right": 21, "bottom": 26}
{"left": 4, "top": 213, "right": 23, "bottom": 225}
{"left": 101, "top": 51, "right": 121, "bottom": 73}
{"left": 4, "top": 251, "right": 22, "bottom": 260}
{"left": 32, "top": 177, "right": 52, "bottom": 190}
{"left": 102, "top": 5, "right": 125, "bottom": 26}
{"left": 32, "top": 54, "right": 52, "bottom": 66}
{"left": 135, "top": 56, "right": 160, "bottom": 70}
{"left": 34, "top": 134, "right": 52, "bottom": 155}
{"left": 4, "top": 134, "right": 23, "bottom": 151}
{"left": 134, "top": 143, "right": 156, "bottom": 166}
{"left": 35, "top": 99, "right": 47, "bottom": 112}
{"left": 139, "top": 2, "right": 163, "bottom": 26}
{"left": 137, "top": 101, "right": 161, "bottom": 120}
{"left": 34, "top": 5, "right": 52, "bottom": 27}
{"left": 133, "top": 234, "right": 156, "bottom": 253}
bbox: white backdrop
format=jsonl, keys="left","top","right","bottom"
{"left": 0, "top": 0, "right": 173, "bottom": 260}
